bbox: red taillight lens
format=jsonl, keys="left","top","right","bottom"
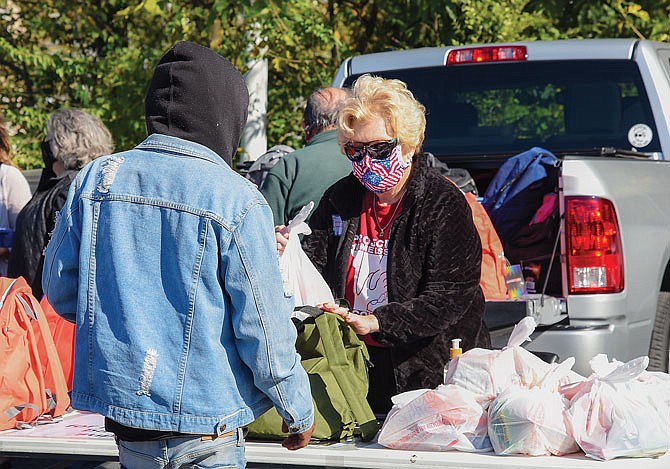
{"left": 446, "top": 46, "right": 527, "bottom": 65}
{"left": 566, "top": 196, "right": 624, "bottom": 294}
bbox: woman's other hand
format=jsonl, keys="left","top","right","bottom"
{"left": 317, "top": 302, "right": 380, "bottom": 335}
{"left": 275, "top": 225, "right": 289, "bottom": 256}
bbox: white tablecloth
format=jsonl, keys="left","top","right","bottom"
{"left": 1, "top": 412, "right": 668, "bottom": 468}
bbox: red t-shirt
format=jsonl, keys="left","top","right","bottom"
{"left": 345, "top": 192, "right": 403, "bottom": 347}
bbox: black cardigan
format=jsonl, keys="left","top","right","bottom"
{"left": 303, "top": 154, "right": 491, "bottom": 393}
{"left": 8, "top": 170, "right": 77, "bottom": 298}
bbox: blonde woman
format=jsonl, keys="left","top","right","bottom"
{"left": 300, "top": 75, "right": 491, "bottom": 414}
{"left": 0, "top": 112, "right": 32, "bottom": 276}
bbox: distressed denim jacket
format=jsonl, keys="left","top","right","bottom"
{"left": 43, "top": 134, "right": 314, "bottom": 435}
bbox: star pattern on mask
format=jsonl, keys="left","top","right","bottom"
{"left": 374, "top": 158, "right": 392, "bottom": 170}
{"left": 362, "top": 170, "right": 383, "bottom": 187}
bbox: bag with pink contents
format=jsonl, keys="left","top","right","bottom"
{"left": 377, "top": 385, "right": 491, "bottom": 452}
{"left": 566, "top": 354, "right": 670, "bottom": 461}
{"left": 487, "top": 358, "right": 580, "bottom": 456}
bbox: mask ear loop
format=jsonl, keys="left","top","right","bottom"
{"left": 396, "top": 145, "right": 411, "bottom": 169}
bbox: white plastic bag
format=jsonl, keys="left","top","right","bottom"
{"left": 487, "top": 358, "right": 580, "bottom": 456}
{"left": 278, "top": 202, "right": 334, "bottom": 308}
{"left": 638, "top": 369, "right": 670, "bottom": 424}
{"left": 445, "top": 317, "right": 583, "bottom": 405}
{"left": 566, "top": 354, "right": 670, "bottom": 461}
{"left": 378, "top": 384, "right": 491, "bottom": 453}
{"left": 445, "top": 317, "right": 545, "bottom": 403}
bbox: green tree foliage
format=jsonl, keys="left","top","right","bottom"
{"left": 0, "top": 0, "right": 254, "bottom": 167}
{"left": 446, "top": 0, "right": 560, "bottom": 43}
{"left": 1, "top": 0, "right": 669, "bottom": 169}
{"left": 244, "top": 1, "right": 346, "bottom": 147}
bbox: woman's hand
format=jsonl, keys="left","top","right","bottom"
{"left": 317, "top": 302, "right": 380, "bottom": 335}
{"left": 275, "top": 225, "right": 289, "bottom": 256}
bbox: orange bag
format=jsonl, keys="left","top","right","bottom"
{"left": 445, "top": 177, "right": 508, "bottom": 299}
{"left": 39, "top": 297, "right": 75, "bottom": 391}
{"left": 464, "top": 192, "right": 508, "bottom": 300}
{"left": 0, "top": 277, "right": 70, "bottom": 430}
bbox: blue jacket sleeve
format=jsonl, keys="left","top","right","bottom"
{"left": 222, "top": 201, "right": 314, "bottom": 433}
{"left": 41, "top": 178, "right": 81, "bottom": 323}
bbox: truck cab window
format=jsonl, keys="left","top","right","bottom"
{"left": 343, "top": 60, "right": 660, "bottom": 159}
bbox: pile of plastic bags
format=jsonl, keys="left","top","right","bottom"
{"left": 378, "top": 317, "right": 670, "bottom": 460}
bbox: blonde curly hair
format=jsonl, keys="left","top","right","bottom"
{"left": 338, "top": 74, "right": 426, "bottom": 155}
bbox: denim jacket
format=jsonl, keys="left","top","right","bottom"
{"left": 43, "top": 134, "right": 314, "bottom": 436}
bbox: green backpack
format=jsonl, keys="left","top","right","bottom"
{"left": 248, "top": 308, "right": 379, "bottom": 442}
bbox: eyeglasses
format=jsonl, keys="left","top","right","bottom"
{"left": 343, "top": 138, "right": 398, "bottom": 162}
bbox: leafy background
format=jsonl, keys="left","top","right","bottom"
{"left": 1, "top": 0, "right": 668, "bottom": 169}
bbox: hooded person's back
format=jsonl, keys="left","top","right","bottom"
{"left": 42, "top": 41, "right": 314, "bottom": 453}
{"left": 145, "top": 41, "right": 249, "bottom": 164}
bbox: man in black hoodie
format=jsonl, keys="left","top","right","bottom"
{"left": 42, "top": 41, "right": 314, "bottom": 467}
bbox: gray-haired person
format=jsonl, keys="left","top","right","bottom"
{"left": 260, "top": 87, "right": 352, "bottom": 226}
{"left": 8, "top": 108, "right": 114, "bottom": 298}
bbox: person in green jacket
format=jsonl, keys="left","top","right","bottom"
{"left": 261, "top": 87, "right": 351, "bottom": 226}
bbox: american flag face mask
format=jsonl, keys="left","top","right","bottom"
{"left": 351, "top": 144, "right": 410, "bottom": 193}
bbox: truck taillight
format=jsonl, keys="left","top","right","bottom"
{"left": 566, "top": 196, "right": 624, "bottom": 294}
{"left": 446, "top": 46, "right": 527, "bottom": 65}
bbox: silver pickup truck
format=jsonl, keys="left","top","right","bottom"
{"left": 332, "top": 39, "right": 670, "bottom": 375}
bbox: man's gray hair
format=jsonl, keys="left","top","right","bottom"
{"left": 47, "top": 109, "right": 114, "bottom": 170}
{"left": 302, "top": 87, "right": 350, "bottom": 135}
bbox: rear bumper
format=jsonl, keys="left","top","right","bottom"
{"left": 485, "top": 298, "right": 636, "bottom": 376}
{"left": 489, "top": 321, "right": 627, "bottom": 376}
{"left": 524, "top": 323, "right": 626, "bottom": 376}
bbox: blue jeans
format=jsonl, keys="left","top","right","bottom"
{"left": 117, "top": 428, "right": 246, "bottom": 468}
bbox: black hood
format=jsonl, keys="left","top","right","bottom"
{"left": 145, "top": 41, "right": 249, "bottom": 166}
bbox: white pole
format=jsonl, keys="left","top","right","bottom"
{"left": 241, "top": 58, "right": 268, "bottom": 162}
